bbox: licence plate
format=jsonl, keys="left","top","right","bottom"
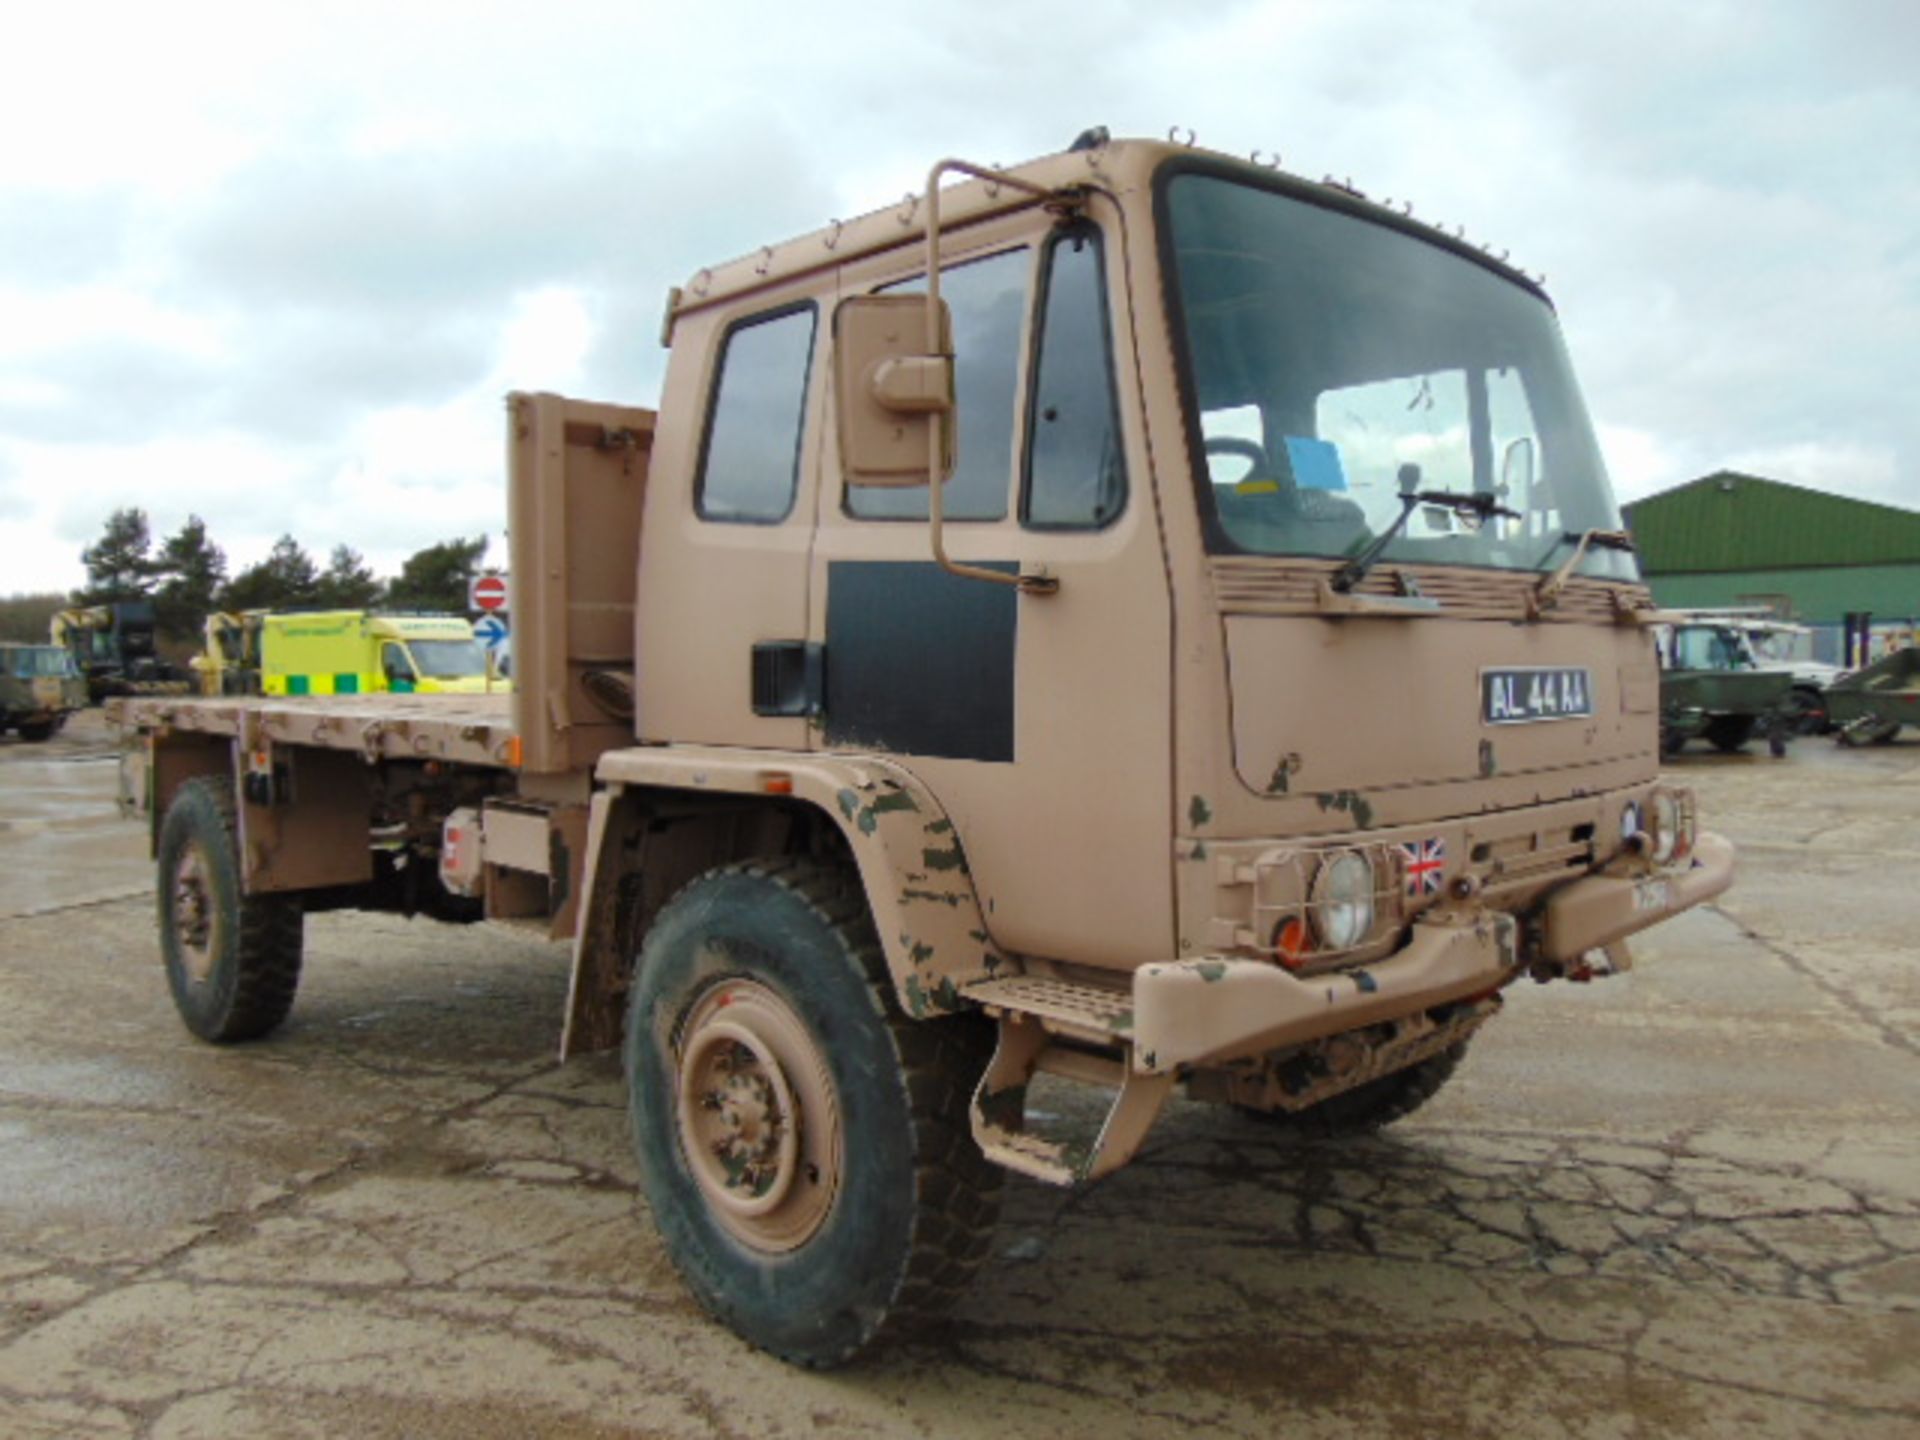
{"left": 1482, "top": 667, "right": 1594, "bottom": 725}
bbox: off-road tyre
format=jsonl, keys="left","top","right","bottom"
{"left": 1250, "top": 1042, "right": 1468, "bottom": 1138}
{"left": 1787, "top": 687, "right": 1830, "bottom": 736}
{"left": 16, "top": 720, "right": 55, "bottom": 742}
{"left": 623, "top": 857, "right": 1000, "bottom": 1368}
{"left": 1704, "top": 715, "right": 1757, "bottom": 754}
{"left": 157, "top": 776, "right": 304, "bottom": 1042}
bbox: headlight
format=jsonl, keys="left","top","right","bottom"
{"left": 1311, "top": 849, "right": 1376, "bottom": 951}
{"left": 1620, "top": 799, "right": 1644, "bottom": 847}
{"left": 1648, "top": 790, "right": 1679, "bottom": 864}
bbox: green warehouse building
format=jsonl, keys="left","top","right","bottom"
{"left": 1622, "top": 471, "right": 1920, "bottom": 663}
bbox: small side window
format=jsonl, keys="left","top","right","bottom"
{"left": 1024, "top": 226, "right": 1126, "bottom": 529}
{"left": 697, "top": 304, "right": 817, "bottom": 523}
{"left": 849, "top": 247, "right": 1028, "bottom": 521}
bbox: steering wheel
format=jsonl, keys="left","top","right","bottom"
{"left": 1203, "top": 435, "right": 1270, "bottom": 478}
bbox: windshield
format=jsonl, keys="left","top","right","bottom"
{"left": 1163, "top": 171, "right": 1636, "bottom": 582}
{"left": 408, "top": 639, "right": 487, "bottom": 678}
{"left": 1668, "top": 625, "right": 1756, "bottom": 672}
{"left": 4, "top": 646, "right": 77, "bottom": 678}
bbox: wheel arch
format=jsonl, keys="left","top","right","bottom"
{"left": 561, "top": 747, "right": 1005, "bottom": 1058}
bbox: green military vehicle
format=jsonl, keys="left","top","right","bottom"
{"left": 1655, "top": 617, "right": 1794, "bottom": 757}
{"left": 0, "top": 642, "right": 88, "bottom": 742}
{"left": 1825, "top": 645, "right": 1920, "bottom": 745}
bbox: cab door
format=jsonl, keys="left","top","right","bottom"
{"left": 811, "top": 200, "right": 1173, "bottom": 969}
{"left": 636, "top": 286, "right": 828, "bottom": 749}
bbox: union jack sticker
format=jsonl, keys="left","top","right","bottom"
{"left": 1400, "top": 836, "right": 1446, "bottom": 896}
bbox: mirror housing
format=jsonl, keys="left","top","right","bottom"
{"left": 834, "top": 293, "right": 954, "bottom": 487}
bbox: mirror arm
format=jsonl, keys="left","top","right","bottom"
{"left": 922, "top": 158, "right": 1070, "bottom": 597}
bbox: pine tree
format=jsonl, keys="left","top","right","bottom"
{"left": 313, "top": 544, "right": 383, "bottom": 609}
{"left": 385, "top": 536, "right": 488, "bottom": 613}
{"left": 221, "top": 535, "right": 321, "bottom": 612}
{"left": 152, "top": 515, "right": 228, "bottom": 638}
{"left": 76, "top": 508, "right": 155, "bottom": 604}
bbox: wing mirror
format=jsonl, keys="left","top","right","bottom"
{"left": 833, "top": 293, "right": 954, "bottom": 487}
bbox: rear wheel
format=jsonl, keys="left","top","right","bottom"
{"left": 16, "top": 720, "right": 54, "bottom": 742}
{"left": 157, "top": 777, "right": 304, "bottom": 1041}
{"left": 1704, "top": 715, "right": 1757, "bottom": 753}
{"left": 624, "top": 858, "right": 999, "bottom": 1367}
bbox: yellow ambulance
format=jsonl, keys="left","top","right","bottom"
{"left": 260, "top": 612, "right": 503, "bottom": 696}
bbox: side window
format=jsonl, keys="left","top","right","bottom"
{"left": 850, "top": 247, "right": 1028, "bottom": 521}
{"left": 1024, "top": 226, "right": 1126, "bottom": 529}
{"left": 697, "top": 304, "right": 817, "bottom": 523}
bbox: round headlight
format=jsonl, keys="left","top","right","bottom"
{"left": 1648, "top": 790, "right": 1679, "bottom": 864}
{"left": 1620, "top": 799, "right": 1644, "bottom": 847}
{"left": 1311, "top": 850, "right": 1376, "bottom": 951}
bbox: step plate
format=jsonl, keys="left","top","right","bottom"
{"left": 963, "top": 975, "right": 1133, "bottom": 1040}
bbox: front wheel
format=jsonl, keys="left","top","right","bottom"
{"left": 157, "top": 777, "right": 304, "bottom": 1041}
{"left": 1244, "top": 1043, "right": 1468, "bottom": 1138}
{"left": 16, "top": 720, "right": 55, "bottom": 742}
{"left": 624, "top": 858, "right": 1000, "bottom": 1367}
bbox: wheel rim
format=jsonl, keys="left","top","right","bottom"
{"left": 170, "top": 844, "right": 218, "bottom": 983}
{"left": 674, "top": 978, "right": 841, "bottom": 1253}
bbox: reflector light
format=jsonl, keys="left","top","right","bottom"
{"left": 1273, "top": 916, "right": 1309, "bottom": 969}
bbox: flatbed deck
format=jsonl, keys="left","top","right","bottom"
{"left": 110, "top": 693, "right": 519, "bottom": 770}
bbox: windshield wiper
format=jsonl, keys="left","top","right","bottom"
{"left": 1331, "top": 476, "right": 1520, "bottom": 593}
{"left": 1531, "top": 527, "right": 1636, "bottom": 612}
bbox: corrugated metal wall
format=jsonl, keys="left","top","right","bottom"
{"left": 1623, "top": 472, "right": 1920, "bottom": 573}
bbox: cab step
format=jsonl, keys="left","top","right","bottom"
{"left": 962, "top": 973, "right": 1171, "bottom": 1186}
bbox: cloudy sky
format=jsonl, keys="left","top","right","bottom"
{"left": 2, "top": 0, "right": 1915, "bottom": 594}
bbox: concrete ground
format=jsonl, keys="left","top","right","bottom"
{"left": 0, "top": 712, "right": 1915, "bottom": 1438}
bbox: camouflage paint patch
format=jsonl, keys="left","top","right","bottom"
{"left": 857, "top": 808, "right": 879, "bottom": 836}
{"left": 922, "top": 840, "right": 965, "bottom": 872}
{"left": 1315, "top": 789, "right": 1376, "bottom": 829}
{"left": 908, "top": 939, "right": 934, "bottom": 966}
{"left": 1188, "top": 794, "right": 1213, "bottom": 828}
{"left": 1112, "top": 1008, "right": 1134, "bottom": 1034}
{"left": 1479, "top": 739, "right": 1497, "bottom": 777}
{"left": 1191, "top": 842, "right": 1207, "bottom": 860}
{"left": 1352, "top": 969, "right": 1379, "bottom": 993}
{"left": 968, "top": 928, "right": 990, "bottom": 943}
{"left": 869, "top": 789, "right": 920, "bottom": 816}
{"left": 1266, "top": 752, "right": 1301, "bottom": 794}
{"left": 900, "top": 887, "right": 966, "bottom": 908}
{"left": 1195, "top": 960, "right": 1228, "bottom": 983}
{"left": 932, "top": 976, "right": 960, "bottom": 1009}
{"left": 925, "top": 817, "right": 953, "bottom": 834}
{"left": 903, "top": 975, "right": 928, "bottom": 1017}
{"left": 836, "top": 788, "right": 860, "bottom": 821}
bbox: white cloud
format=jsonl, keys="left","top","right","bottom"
{"left": 4, "top": 0, "right": 1919, "bottom": 600}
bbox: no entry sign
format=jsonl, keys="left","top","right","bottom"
{"left": 470, "top": 574, "right": 509, "bottom": 614}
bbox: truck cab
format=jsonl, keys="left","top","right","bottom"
{"left": 632, "top": 137, "right": 1727, "bottom": 1058}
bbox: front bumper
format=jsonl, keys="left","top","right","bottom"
{"left": 1131, "top": 831, "right": 1735, "bottom": 1075}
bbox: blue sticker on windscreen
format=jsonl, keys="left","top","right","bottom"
{"left": 1284, "top": 436, "right": 1347, "bottom": 491}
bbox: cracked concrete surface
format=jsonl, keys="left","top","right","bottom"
{"left": 1, "top": 714, "right": 1915, "bottom": 1437}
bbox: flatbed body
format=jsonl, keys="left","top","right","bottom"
{"left": 113, "top": 692, "right": 518, "bottom": 770}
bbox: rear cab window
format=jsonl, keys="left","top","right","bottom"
{"left": 697, "top": 304, "right": 818, "bottom": 523}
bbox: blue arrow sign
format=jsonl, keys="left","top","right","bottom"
{"left": 473, "top": 614, "right": 509, "bottom": 650}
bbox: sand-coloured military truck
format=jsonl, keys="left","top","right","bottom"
{"left": 111, "top": 133, "right": 1735, "bottom": 1367}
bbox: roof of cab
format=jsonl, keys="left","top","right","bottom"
{"left": 667, "top": 134, "right": 1546, "bottom": 327}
